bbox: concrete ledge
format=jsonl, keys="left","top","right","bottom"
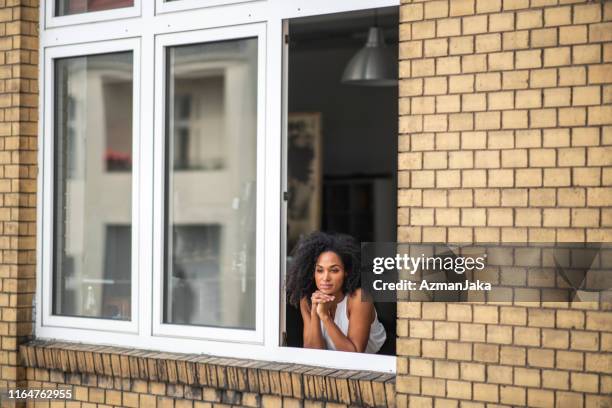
{"left": 20, "top": 340, "right": 395, "bottom": 407}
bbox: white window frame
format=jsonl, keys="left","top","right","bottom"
{"left": 152, "top": 24, "right": 266, "bottom": 344}
{"left": 37, "top": 0, "right": 399, "bottom": 374}
{"left": 39, "top": 38, "right": 141, "bottom": 334}
{"left": 44, "top": 0, "right": 141, "bottom": 29}
{"left": 155, "top": 0, "right": 256, "bottom": 15}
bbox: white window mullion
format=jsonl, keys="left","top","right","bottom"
{"left": 138, "top": 0, "right": 156, "bottom": 341}
{"left": 262, "top": 15, "right": 284, "bottom": 352}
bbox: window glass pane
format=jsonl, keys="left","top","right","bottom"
{"left": 164, "top": 38, "right": 257, "bottom": 330}
{"left": 53, "top": 52, "right": 133, "bottom": 320}
{"left": 55, "top": 0, "right": 134, "bottom": 16}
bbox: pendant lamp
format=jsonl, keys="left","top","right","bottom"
{"left": 341, "top": 26, "right": 397, "bottom": 86}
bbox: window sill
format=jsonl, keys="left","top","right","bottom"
{"left": 20, "top": 340, "right": 395, "bottom": 406}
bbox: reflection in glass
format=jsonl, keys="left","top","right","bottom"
{"left": 56, "top": 0, "right": 134, "bottom": 16}
{"left": 164, "top": 38, "right": 258, "bottom": 330}
{"left": 53, "top": 52, "right": 133, "bottom": 320}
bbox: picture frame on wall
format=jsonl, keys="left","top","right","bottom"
{"left": 287, "top": 112, "right": 322, "bottom": 252}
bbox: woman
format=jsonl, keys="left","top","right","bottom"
{"left": 286, "top": 232, "right": 386, "bottom": 353}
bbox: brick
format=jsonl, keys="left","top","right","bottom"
{"left": 436, "top": 94, "right": 460, "bottom": 113}
{"left": 425, "top": 38, "right": 448, "bottom": 57}
{"left": 474, "top": 344, "right": 500, "bottom": 363}
{"left": 515, "top": 367, "right": 541, "bottom": 387}
{"left": 437, "top": 18, "right": 461, "bottom": 37}
{"left": 500, "top": 386, "right": 526, "bottom": 406}
{"left": 571, "top": 330, "right": 599, "bottom": 351}
{"left": 559, "top": 66, "right": 586, "bottom": 86}
{"left": 410, "top": 358, "right": 433, "bottom": 376}
{"left": 475, "top": 33, "right": 501, "bottom": 53}
{"left": 462, "top": 169, "right": 487, "bottom": 187}
{"left": 516, "top": 168, "right": 543, "bottom": 187}
{"left": 516, "top": 49, "right": 541, "bottom": 69}
{"left": 586, "top": 311, "right": 612, "bottom": 331}
{"left": 451, "top": 0, "right": 475, "bottom": 16}
{"left": 447, "top": 380, "right": 473, "bottom": 399}
{"left": 475, "top": 111, "right": 500, "bottom": 129}
{"left": 488, "top": 169, "right": 514, "bottom": 187}
{"left": 531, "top": 28, "right": 557, "bottom": 47}
{"left": 544, "top": 47, "right": 571, "bottom": 67}
{"left": 400, "top": 78, "right": 423, "bottom": 96}
{"left": 531, "top": 108, "right": 557, "bottom": 128}
{"left": 488, "top": 91, "right": 513, "bottom": 110}
{"left": 434, "top": 321, "right": 459, "bottom": 340}
{"left": 461, "top": 362, "right": 485, "bottom": 381}
{"left": 500, "top": 342, "right": 530, "bottom": 367}
{"left": 477, "top": 0, "right": 502, "bottom": 13}
{"left": 449, "top": 74, "right": 474, "bottom": 93}
{"left": 462, "top": 93, "right": 486, "bottom": 111}
{"left": 412, "top": 59, "right": 435, "bottom": 77}
{"left": 413, "top": 21, "right": 436, "bottom": 40}
{"left": 556, "top": 392, "right": 584, "bottom": 408}
{"left": 400, "top": 41, "right": 422, "bottom": 60}
{"left": 489, "top": 13, "right": 515, "bottom": 32}
{"left": 518, "top": 90, "right": 543, "bottom": 109}
{"left": 462, "top": 54, "right": 487, "bottom": 73}
{"left": 434, "top": 360, "right": 459, "bottom": 379}
{"left": 573, "top": 44, "right": 601, "bottom": 64}
{"left": 572, "top": 127, "right": 599, "bottom": 146}
{"left": 424, "top": 77, "right": 448, "bottom": 95}
{"left": 475, "top": 72, "right": 501, "bottom": 91}
{"left": 528, "top": 389, "right": 554, "bottom": 408}
{"left": 450, "top": 36, "right": 474, "bottom": 55}
{"left": 424, "top": 114, "right": 448, "bottom": 131}
{"left": 545, "top": 6, "right": 572, "bottom": 26}
{"left": 473, "top": 383, "right": 499, "bottom": 402}
{"left": 489, "top": 51, "right": 515, "bottom": 71}
{"left": 589, "top": 64, "right": 612, "bottom": 84}
{"left": 530, "top": 69, "right": 556, "bottom": 88}
{"left": 585, "top": 353, "right": 612, "bottom": 374}
{"left": 425, "top": 1, "right": 449, "bottom": 19}
{"left": 574, "top": 3, "right": 602, "bottom": 23}
{"left": 463, "top": 15, "right": 488, "bottom": 34}
{"left": 558, "top": 188, "right": 586, "bottom": 206}
{"left": 542, "top": 370, "right": 569, "bottom": 390}
{"left": 543, "top": 129, "right": 570, "bottom": 147}
{"left": 559, "top": 107, "right": 586, "bottom": 127}
{"left": 517, "top": 10, "right": 543, "bottom": 29}
{"left": 544, "top": 87, "right": 571, "bottom": 107}
{"left": 590, "top": 22, "right": 612, "bottom": 42}
{"left": 571, "top": 372, "right": 599, "bottom": 393}
{"left": 560, "top": 25, "right": 588, "bottom": 44}
{"left": 503, "top": 31, "right": 529, "bottom": 49}
{"left": 401, "top": 3, "right": 424, "bottom": 22}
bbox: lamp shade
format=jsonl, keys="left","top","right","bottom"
{"left": 341, "top": 26, "right": 397, "bottom": 86}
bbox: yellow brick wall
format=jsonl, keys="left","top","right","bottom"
{"left": 398, "top": 0, "right": 611, "bottom": 407}
{"left": 0, "top": 0, "right": 38, "bottom": 406}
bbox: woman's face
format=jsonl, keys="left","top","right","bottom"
{"left": 314, "top": 251, "right": 346, "bottom": 296}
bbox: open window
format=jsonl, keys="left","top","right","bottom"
{"left": 282, "top": 7, "right": 399, "bottom": 357}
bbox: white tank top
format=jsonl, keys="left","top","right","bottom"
{"left": 320, "top": 295, "right": 387, "bottom": 354}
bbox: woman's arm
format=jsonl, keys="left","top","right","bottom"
{"left": 300, "top": 297, "right": 326, "bottom": 349}
{"left": 320, "top": 291, "right": 374, "bottom": 353}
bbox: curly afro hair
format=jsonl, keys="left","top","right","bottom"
{"left": 286, "top": 231, "right": 361, "bottom": 308}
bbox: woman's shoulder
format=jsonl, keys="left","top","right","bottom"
{"left": 346, "top": 288, "right": 374, "bottom": 308}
